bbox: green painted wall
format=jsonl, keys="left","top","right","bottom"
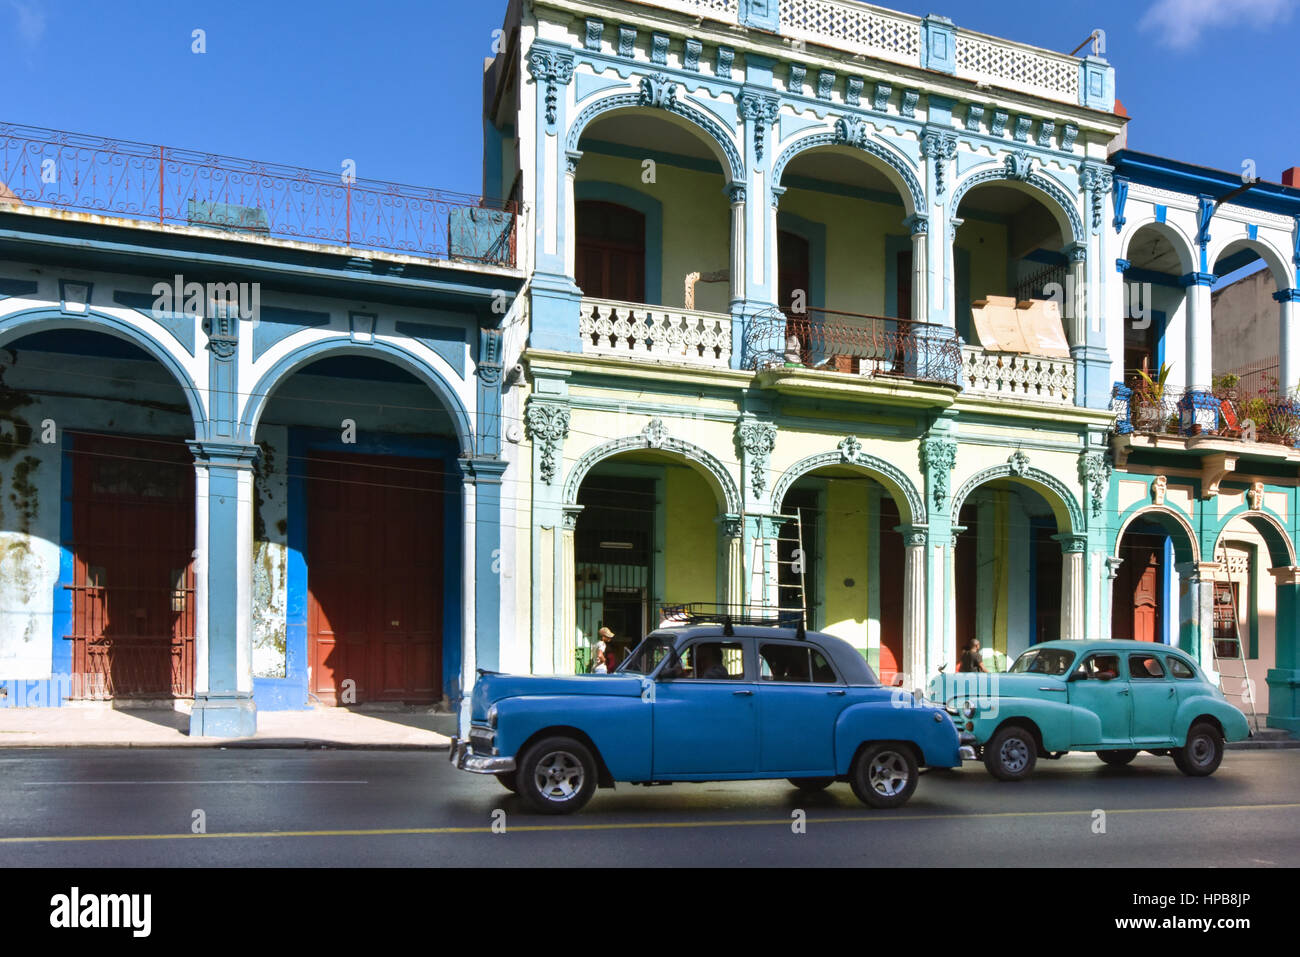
{"left": 663, "top": 465, "right": 718, "bottom": 605}
{"left": 822, "top": 478, "right": 870, "bottom": 647}
{"left": 576, "top": 154, "right": 731, "bottom": 313}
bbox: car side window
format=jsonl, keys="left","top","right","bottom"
{"left": 758, "top": 644, "right": 840, "bottom": 684}
{"left": 1075, "top": 653, "right": 1122, "bottom": 680}
{"left": 677, "top": 641, "right": 745, "bottom": 680}
{"left": 1128, "top": 654, "right": 1165, "bottom": 679}
{"left": 1166, "top": 655, "right": 1196, "bottom": 679}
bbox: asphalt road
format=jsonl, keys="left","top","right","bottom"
{"left": 0, "top": 748, "right": 1296, "bottom": 867}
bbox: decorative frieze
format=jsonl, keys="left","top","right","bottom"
{"left": 872, "top": 82, "right": 891, "bottom": 111}
{"left": 684, "top": 39, "right": 702, "bottom": 72}
{"left": 651, "top": 32, "right": 670, "bottom": 65}
{"left": 527, "top": 49, "right": 575, "bottom": 128}
{"left": 738, "top": 420, "right": 778, "bottom": 498}
{"left": 1012, "top": 115, "right": 1032, "bottom": 142}
{"left": 525, "top": 402, "right": 571, "bottom": 484}
{"left": 584, "top": 18, "right": 603, "bottom": 52}
{"left": 1005, "top": 149, "right": 1033, "bottom": 180}
{"left": 1081, "top": 162, "right": 1114, "bottom": 234}
{"left": 740, "top": 92, "right": 781, "bottom": 161}
{"left": 989, "top": 109, "right": 1008, "bottom": 136}
{"left": 965, "top": 104, "right": 983, "bottom": 131}
{"left": 617, "top": 25, "right": 636, "bottom": 58}
{"left": 789, "top": 63, "right": 806, "bottom": 94}
{"left": 901, "top": 89, "right": 919, "bottom": 117}
{"left": 639, "top": 73, "right": 678, "bottom": 110}
{"left": 716, "top": 46, "right": 734, "bottom": 78}
{"left": 919, "top": 437, "right": 957, "bottom": 510}
{"left": 921, "top": 131, "right": 957, "bottom": 195}
{"left": 816, "top": 70, "right": 836, "bottom": 100}
{"left": 1077, "top": 450, "right": 1111, "bottom": 519}
{"left": 845, "top": 77, "right": 863, "bottom": 106}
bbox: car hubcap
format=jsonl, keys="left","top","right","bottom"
{"left": 868, "top": 751, "right": 909, "bottom": 796}
{"left": 1000, "top": 737, "right": 1029, "bottom": 773}
{"left": 534, "top": 751, "right": 584, "bottom": 802}
{"left": 1190, "top": 735, "right": 1213, "bottom": 766}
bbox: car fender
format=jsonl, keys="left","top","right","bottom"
{"left": 1174, "top": 695, "right": 1251, "bottom": 743}
{"left": 493, "top": 694, "right": 653, "bottom": 780}
{"left": 969, "top": 696, "right": 1079, "bottom": 752}
{"left": 833, "top": 700, "right": 962, "bottom": 771}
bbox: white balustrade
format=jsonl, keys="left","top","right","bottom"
{"left": 954, "top": 33, "right": 1079, "bottom": 101}
{"left": 961, "top": 346, "right": 1075, "bottom": 405}
{"left": 579, "top": 298, "right": 732, "bottom": 369}
{"left": 779, "top": 0, "right": 921, "bottom": 67}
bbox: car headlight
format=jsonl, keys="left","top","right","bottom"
{"left": 962, "top": 701, "right": 976, "bottom": 719}
{"left": 487, "top": 704, "right": 498, "bottom": 729}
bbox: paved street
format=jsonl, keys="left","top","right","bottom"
{"left": 1, "top": 748, "right": 1296, "bottom": 867}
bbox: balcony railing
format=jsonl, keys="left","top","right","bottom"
{"left": 746, "top": 306, "right": 962, "bottom": 386}
{"left": 0, "top": 121, "right": 518, "bottom": 266}
{"left": 961, "top": 346, "right": 1075, "bottom": 406}
{"left": 578, "top": 298, "right": 732, "bottom": 368}
{"left": 1111, "top": 383, "right": 1300, "bottom": 446}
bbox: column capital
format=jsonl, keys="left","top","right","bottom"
{"left": 562, "top": 504, "right": 583, "bottom": 531}
{"left": 1052, "top": 533, "right": 1089, "bottom": 553}
{"left": 717, "top": 513, "right": 744, "bottom": 539}
{"left": 903, "top": 213, "right": 928, "bottom": 237}
{"left": 1175, "top": 561, "right": 1224, "bottom": 580}
{"left": 1269, "top": 566, "right": 1300, "bottom": 587}
{"left": 1180, "top": 271, "right": 1217, "bottom": 287}
{"left": 1105, "top": 556, "right": 1125, "bottom": 579}
{"left": 459, "top": 456, "right": 509, "bottom": 484}
{"left": 1115, "top": 257, "right": 1131, "bottom": 273}
{"left": 187, "top": 440, "right": 259, "bottom": 468}
{"left": 893, "top": 524, "right": 929, "bottom": 548}
{"left": 1272, "top": 288, "right": 1300, "bottom": 304}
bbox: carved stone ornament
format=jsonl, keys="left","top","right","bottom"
{"left": 738, "top": 420, "right": 777, "bottom": 498}
{"left": 1151, "top": 474, "right": 1168, "bottom": 506}
{"left": 920, "top": 437, "right": 957, "bottom": 510}
{"left": 639, "top": 73, "right": 678, "bottom": 110}
{"left": 1078, "top": 450, "right": 1111, "bottom": 519}
{"left": 838, "top": 435, "right": 864, "bottom": 464}
{"left": 1008, "top": 450, "right": 1030, "bottom": 476}
{"left": 1248, "top": 481, "right": 1265, "bottom": 512}
{"left": 1005, "top": 150, "right": 1033, "bottom": 181}
{"left": 525, "top": 403, "right": 571, "bottom": 484}
{"left": 643, "top": 417, "right": 669, "bottom": 449}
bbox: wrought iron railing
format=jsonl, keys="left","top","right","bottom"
{"left": 0, "top": 121, "right": 518, "bottom": 266}
{"left": 746, "top": 306, "right": 962, "bottom": 386}
{"left": 1111, "top": 382, "right": 1300, "bottom": 446}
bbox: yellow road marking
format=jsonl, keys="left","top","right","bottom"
{"left": 1, "top": 802, "right": 1297, "bottom": 844}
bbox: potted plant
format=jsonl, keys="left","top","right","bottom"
{"left": 1133, "top": 362, "right": 1173, "bottom": 432}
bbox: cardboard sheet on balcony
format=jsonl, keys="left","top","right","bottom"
{"left": 969, "top": 296, "right": 1070, "bottom": 358}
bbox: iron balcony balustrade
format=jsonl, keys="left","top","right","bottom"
{"left": 746, "top": 305, "right": 963, "bottom": 386}
{"left": 1111, "top": 382, "right": 1300, "bottom": 447}
{"left": 0, "top": 121, "right": 518, "bottom": 267}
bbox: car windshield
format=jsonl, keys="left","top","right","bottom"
{"left": 617, "top": 635, "right": 676, "bottom": 675}
{"left": 1009, "top": 648, "right": 1075, "bottom": 676}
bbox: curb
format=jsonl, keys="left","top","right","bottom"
{"left": 0, "top": 740, "right": 451, "bottom": 751}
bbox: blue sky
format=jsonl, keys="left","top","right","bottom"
{"left": 4, "top": 0, "right": 1299, "bottom": 193}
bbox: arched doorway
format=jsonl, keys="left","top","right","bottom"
{"left": 248, "top": 352, "right": 464, "bottom": 706}
{"left": 0, "top": 327, "right": 200, "bottom": 701}
{"left": 1109, "top": 506, "right": 1199, "bottom": 652}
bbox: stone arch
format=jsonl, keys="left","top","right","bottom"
{"left": 1211, "top": 504, "right": 1297, "bottom": 568}
{"left": 951, "top": 464, "right": 1083, "bottom": 534}
{"left": 771, "top": 129, "right": 924, "bottom": 218}
{"left": 1206, "top": 234, "right": 1294, "bottom": 291}
{"left": 1112, "top": 504, "right": 1201, "bottom": 565}
{"left": 237, "top": 338, "right": 474, "bottom": 455}
{"left": 566, "top": 91, "right": 744, "bottom": 186}
{"left": 0, "top": 307, "right": 207, "bottom": 438}
{"left": 563, "top": 425, "right": 741, "bottom": 515}
{"left": 771, "top": 448, "right": 926, "bottom": 526}
{"left": 949, "top": 163, "right": 1084, "bottom": 246}
{"left": 1120, "top": 218, "right": 1198, "bottom": 275}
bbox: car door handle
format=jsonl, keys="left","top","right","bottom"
{"left": 1119, "top": 689, "right": 1130, "bottom": 695}
{"left": 732, "top": 690, "right": 753, "bottom": 697}
{"left": 1168, "top": 687, "right": 1176, "bottom": 698}
{"left": 1039, "top": 687, "right": 1066, "bottom": 692}
{"left": 826, "top": 690, "right": 846, "bottom": 696}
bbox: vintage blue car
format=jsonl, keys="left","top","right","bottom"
{"left": 928, "top": 639, "right": 1252, "bottom": 781}
{"left": 451, "top": 616, "right": 970, "bottom": 813}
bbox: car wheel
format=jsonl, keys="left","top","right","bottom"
{"left": 984, "top": 725, "right": 1037, "bottom": 781}
{"left": 1172, "top": 722, "right": 1224, "bottom": 777}
{"left": 1097, "top": 749, "right": 1139, "bottom": 767}
{"left": 788, "top": 777, "right": 834, "bottom": 792}
{"left": 516, "top": 736, "right": 597, "bottom": 814}
{"left": 850, "top": 743, "right": 918, "bottom": 809}
{"left": 497, "top": 772, "right": 518, "bottom": 792}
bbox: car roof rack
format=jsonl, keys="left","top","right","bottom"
{"left": 659, "top": 603, "right": 806, "bottom": 640}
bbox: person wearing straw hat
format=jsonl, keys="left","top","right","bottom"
{"left": 590, "top": 626, "right": 614, "bottom": 674}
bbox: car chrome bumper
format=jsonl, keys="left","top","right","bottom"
{"left": 448, "top": 737, "right": 517, "bottom": 775}
{"left": 959, "top": 745, "right": 977, "bottom": 761}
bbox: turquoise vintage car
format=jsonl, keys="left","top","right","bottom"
{"left": 450, "top": 615, "right": 969, "bottom": 814}
{"left": 928, "top": 640, "right": 1251, "bottom": 781}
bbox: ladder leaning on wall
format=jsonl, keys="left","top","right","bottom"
{"left": 1210, "top": 562, "right": 1261, "bottom": 734}
{"left": 749, "top": 509, "right": 810, "bottom": 626}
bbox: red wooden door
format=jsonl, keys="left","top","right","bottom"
{"left": 68, "top": 434, "right": 195, "bottom": 699}
{"left": 1112, "top": 533, "right": 1162, "bottom": 642}
{"left": 877, "top": 497, "right": 904, "bottom": 685}
{"left": 307, "top": 453, "right": 442, "bottom": 704}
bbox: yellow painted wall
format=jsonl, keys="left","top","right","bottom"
{"left": 956, "top": 218, "right": 1009, "bottom": 302}
{"left": 663, "top": 464, "right": 718, "bottom": 605}
{"left": 576, "top": 153, "right": 731, "bottom": 313}
{"left": 779, "top": 187, "right": 902, "bottom": 316}
{"left": 822, "top": 479, "right": 870, "bottom": 646}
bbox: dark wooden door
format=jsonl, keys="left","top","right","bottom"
{"left": 877, "top": 497, "right": 904, "bottom": 685}
{"left": 896, "top": 250, "right": 913, "bottom": 321}
{"left": 1113, "top": 533, "right": 1162, "bottom": 642}
{"left": 68, "top": 433, "right": 195, "bottom": 699}
{"left": 307, "top": 453, "right": 442, "bottom": 704}
{"left": 575, "top": 201, "right": 645, "bottom": 302}
{"left": 778, "top": 230, "right": 813, "bottom": 363}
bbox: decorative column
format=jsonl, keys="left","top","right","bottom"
{"left": 1104, "top": 556, "right": 1125, "bottom": 640}
{"left": 919, "top": 430, "right": 957, "bottom": 676}
{"left": 720, "top": 514, "right": 745, "bottom": 608}
{"left": 1274, "top": 289, "right": 1300, "bottom": 395}
{"left": 525, "top": 388, "right": 571, "bottom": 675}
{"left": 563, "top": 150, "right": 582, "bottom": 278}
{"left": 1054, "top": 534, "right": 1088, "bottom": 641}
{"left": 1175, "top": 561, "right": 1220, "bottom": 669}
{"left": 729, "top": 184, "right": 747, "bottom": 311}
{"left": 188, "top": 440, "right": 259, "bottom": 737}
{"left": 1266, "top": 566, "right": 1300, "bottom": 732}
{"left": 457, "top": 476, "right": 477, "bottom": 730}
{"left": 460, "top": 458, "right": 508, "bottom": 675}
{"left": 899, "top": 525, "right": 928, "bottom": 691}
{"left": 1180, "top": 272, "right": 1217, "bottom": 431}
{"left": 905, "top": 213, "right": 929, "bottom": 321}
{"left": 738, "top": 89, "right": 780, "bottom": 368}
{"left": 559, "top": 506, "right": 582, "bottom": 675}
{"left": 920, "top": 129, "right": 955, "bottom": 328}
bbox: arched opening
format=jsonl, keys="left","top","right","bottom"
{"left": 953, "top": 478, "right": 1073, "bottom": 670}
{"left": 776, "top": 465, "right": 913, "bottom": 685}
{"left": 1119, "top": 223, "right": 1193, "bottom": 394}
{"left": 572, "top": 109, "right": 734, "bottom": 365}
{"left": 0, "top": 328, "right": 199, "bottom": 703}
{"left": 572, "top": 450, "right": 726, "bottom": 673}
{"left": 773, "top": 143, "right": 918, "bottom": 373}
{"left": 250, "top": 353, "right": 464, "bottom": 707}
{"left": 1111, "top": 507, "right": 1199, "bottom": 652}
{"left": 952, "top": 180, "right": 1075, "bottom": 349}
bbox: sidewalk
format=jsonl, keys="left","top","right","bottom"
{"left": 0, "top": 706, "right": 456, "bottom": 750}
